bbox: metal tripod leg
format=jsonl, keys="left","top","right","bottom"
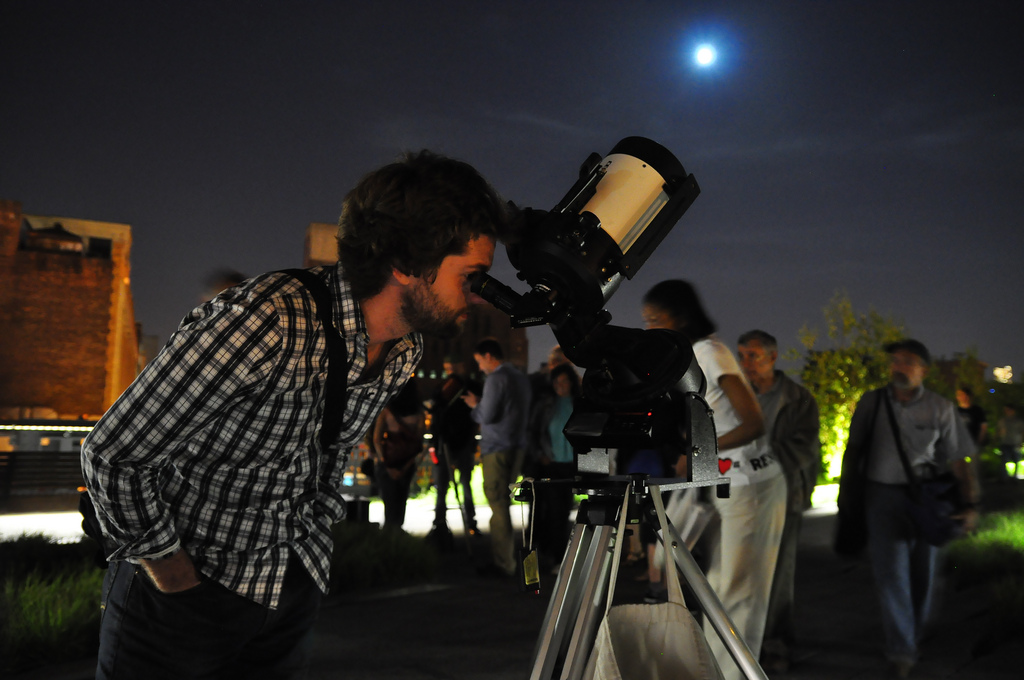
{"left": 435, "top": 438, "right": 476, "bottom": 556}
{"left": 529, "top": 520, "right": 616, "bottom": 680}
{"left": 528, "top": 487, "right": 768, "bottom": 680}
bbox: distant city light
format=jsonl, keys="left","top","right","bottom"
{"left": 695, "top": 44, "right": 717, "bottom": 66}
{"left": 993, "top": 365, "right": 1013, "bottom": 384}
{"left": 0, "top": 424, "right": 94, "bottom": 432}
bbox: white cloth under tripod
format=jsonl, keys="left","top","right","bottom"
{"left": 583, "top": 488, "right": 724, "bottom": 680}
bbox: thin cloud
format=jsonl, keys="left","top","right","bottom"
{"left": 487, "top": 109, "right": 591, "bottom": 137}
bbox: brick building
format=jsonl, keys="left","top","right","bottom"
{"left": 0, "top": 199, "right": 139, "bottom": 420}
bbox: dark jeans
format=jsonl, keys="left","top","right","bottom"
{"left": 865, "top": 481, "right": 939, "bottom": 664}
{"left": 433, "top": 439, "right": 477, "bottom": 529}
{"left": 97, "top": 552, "right": 322, "bottom": 680}
{"left": 375, "top": 461, "right": 415, "bottom": 529}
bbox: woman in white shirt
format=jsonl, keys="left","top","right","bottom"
{"left": 642, "top": 279, "right": 785, "bottom": 680}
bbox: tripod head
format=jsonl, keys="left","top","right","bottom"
{"left": 474, "top": 137, "right": 722, "bottom": 488}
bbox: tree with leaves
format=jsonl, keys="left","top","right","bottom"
{"left": 792, "top": 291, "right": 905, "bottom": 481}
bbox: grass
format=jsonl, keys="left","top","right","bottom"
{"left": 329, "top": 521, "right": 439, "bottom": 593}
{"left": 0, "top": 532, "right": 100, "bottom": 583}
{"left": 2, "top": 478, "right": 1021, "bottom": 672}
{"left": 0, "top": 522, "right": 441, "bottom": 675}
{"left": 1, "top": 567, "right": 104, "bottom": 674}
{"left": 0, "top": 533, "right": 105, "bottom": 675}
{"left": 947, "top": 509, "right": 1024, "bottom": 582}
{"left": 942, "top": 503, "right": 1024, "bottom": 655}
{"left": 945, "top": 507, "right": 1024, "bottom": 647}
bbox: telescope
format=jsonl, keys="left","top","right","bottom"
{"left": 472, "top": 136, "right": 717, "bottom": 481}
{"left": 474, "top": 137, "right": 769, "bottom": 680}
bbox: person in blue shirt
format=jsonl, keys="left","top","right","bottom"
{"left": 463, "top": 338, "right": 531, "bottom": 576}
{"left": 530, "top": 362, "right": 581, "bottom": 572}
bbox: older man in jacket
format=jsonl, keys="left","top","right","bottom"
{"left": 737, "top": 330, "right": 821, "bottom": 673}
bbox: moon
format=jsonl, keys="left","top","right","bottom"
{"left": 695, "top": 44, "right": 717, "bottom": 66}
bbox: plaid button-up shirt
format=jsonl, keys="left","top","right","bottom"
{"left": 82, "top": 264, "right": 421, "bottom": 608}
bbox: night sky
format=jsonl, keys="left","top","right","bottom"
{"left": 5, "top": 1, "right": 1022, "bottom": 377}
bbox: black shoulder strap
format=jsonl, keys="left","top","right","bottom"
{"left": 866, "top": 388, "right": 883, "bottom": 442}
{"left": 278, "top": 269, "right": 349, "bottom": 454}
{"left": 881, "top": 388, "right": 921, "bottom": 498}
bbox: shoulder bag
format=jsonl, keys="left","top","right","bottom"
{"left": 882, "top": 391, "right": 966, "bottom": 546}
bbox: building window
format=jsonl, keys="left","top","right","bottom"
{"left": 87, "top": 237, "right": 113, "bottom": 259}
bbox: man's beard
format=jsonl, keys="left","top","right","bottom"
{"left": 400, "top": 281, "right": 466, "bottom": 339}
{"left": 891, "top": 371, "right": 913, "bottom": 390}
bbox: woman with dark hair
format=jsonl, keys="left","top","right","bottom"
{"left": 642, "top": 280, "right": 785, "bottom": 680}
{"left": 642, "top": 280, "right": 766, "bottom": 456}
{"left": 530, "top": 362, "right": 581, "bottom": 571}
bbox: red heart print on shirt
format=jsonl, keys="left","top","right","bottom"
{"left": 718, "top": 458, "right": 732, "bottom": 474}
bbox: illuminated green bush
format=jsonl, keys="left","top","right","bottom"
{"left": 791, "top": 292, "right": 904, "bottom": 481}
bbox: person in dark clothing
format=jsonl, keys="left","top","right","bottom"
{"left": 430, "top": 359, "right": 479, "bottom": 537}
{"left": 956, "top": 387, "right": 988, "bottom": 450}
{"left": 372, "top": 377, "right": 425, "bottom": 530}
{"left": 956, "top": 386, "right": 988, "bottom": 492}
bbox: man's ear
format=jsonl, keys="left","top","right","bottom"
{"left": 391, "top": 266, "right": 417, "bottom": 286}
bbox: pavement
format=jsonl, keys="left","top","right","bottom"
{"left": 10, "top": 483, "right": 1024, "bottom": 680}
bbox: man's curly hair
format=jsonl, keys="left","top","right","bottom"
{"left": 336, "top": 150, "right": 509, "bottom": 301}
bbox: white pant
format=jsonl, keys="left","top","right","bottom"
{"left": 702, "top": 474, "right": 787, "bottom": 680}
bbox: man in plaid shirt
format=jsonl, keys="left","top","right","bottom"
{"left": 82, "top": 151, "right": 507, "bottom": 679}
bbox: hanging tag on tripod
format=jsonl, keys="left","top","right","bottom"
{"left": 518, "top": 546, "right": 540, "bottom": 593}
{"left": 516, "top": 479, "right": 541, "bottom": 593}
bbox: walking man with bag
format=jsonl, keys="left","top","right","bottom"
{"left": 81, "top": 151, "right": 507, "bottom": 679}
{"left": 837, "top": 339, "right": 979, "bottom": 678}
